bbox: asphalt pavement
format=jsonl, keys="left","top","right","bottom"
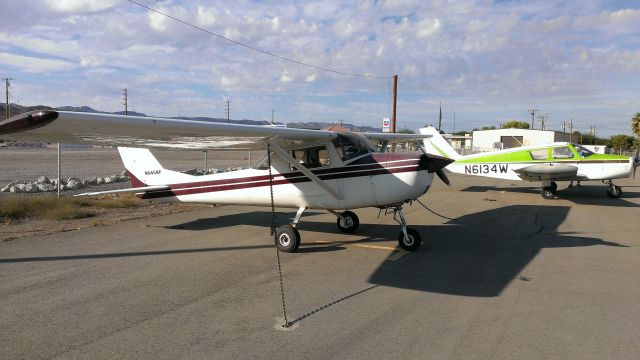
{"left": 1, "top": 174, "right": 639, "bottom": 359}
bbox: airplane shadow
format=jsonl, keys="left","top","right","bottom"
{"left": 367, "top": 205, "right": 626, "bottom": 297}
{"left": 460, "top": 185, "right": 640, "bottom": 207}
{"left": 0, "top": 206, "right": 626, "bottom": 300}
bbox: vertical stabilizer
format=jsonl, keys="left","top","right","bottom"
{"left": 117, "top": 147, "right": 195, "bottom": 186}
{"left": 419, "top": 126, "right": 462, "bottom": 160}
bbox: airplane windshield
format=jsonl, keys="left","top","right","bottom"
{"left": 333, "top": 133, "right": 374, "bottom": 161}
{"left": 573, "top": 145, "right": 594, "bottom": 158}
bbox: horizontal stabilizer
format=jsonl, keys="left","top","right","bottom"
{"left": 74, "top": 185, "right": 170, "bottom": 197}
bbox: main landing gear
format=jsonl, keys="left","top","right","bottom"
{"left": 390, "top": 206, "right": 422, "bottom": 251}
{"left": 540, "top": 181, "right": 558, "bottom": 199}
{"left": 606, "top": 180, "right": 622, "bottom": 198}
{"left": 275, "top": 207, "right": 305, "bottom": 253}
{"left": 274, "top": 206, "right": 423, "bottom": 253}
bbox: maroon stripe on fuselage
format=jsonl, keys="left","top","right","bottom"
{"left": 167, "top": 157, "right": 421, "bottom": 190}
{"left": 142, "top": 165, "right": 423, "bottom": 199}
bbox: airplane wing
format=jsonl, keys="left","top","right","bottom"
{"left": 0, "top": 110, "right": 339, "bottom": 150}
{"left": 514, "top": 163, "right": 579, "bottom": 181}
{"left": 361, "top": 133, "right": 432, "bottom": 143}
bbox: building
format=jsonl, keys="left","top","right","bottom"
{"left": 472, "top": 128, "right": 572, "bottom": 151}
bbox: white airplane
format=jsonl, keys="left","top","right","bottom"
{"left": 419, "top": 126, "right": 640, "bottom": 199}
{"left": 0, "top": 110, "right": 453, "bottom": 252}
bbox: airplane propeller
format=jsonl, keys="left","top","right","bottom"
{"left": 416, "top": 142, "right": 452, "bottom": 186}
{"left": 633, "top": 147, "right": 640, "bottom": 179}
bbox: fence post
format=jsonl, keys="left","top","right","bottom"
{"left": 248, "top": 150, "right": 251, "bottom": 166}
{"left": 203, "top": 150, "right": 208, "bottom": 172}
{"left": 57, "top": 143, "right": 61, "bottom": 198}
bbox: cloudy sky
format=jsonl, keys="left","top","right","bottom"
{"left": 1, "top": 0, "right": 638, "bottom": 135}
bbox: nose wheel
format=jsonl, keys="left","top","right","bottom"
{"left": 606, "top": 182, "right": 622, "bottom": 198}
{"left": 393, "top": 206, "right": 422, "bottom": 251}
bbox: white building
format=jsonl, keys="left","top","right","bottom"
{"left": 472, "top": 128, "right": 572, "bottom": 151}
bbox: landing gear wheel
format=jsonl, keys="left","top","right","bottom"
{"left": 550, "top": 182, "right": 558, "bottom": 191}
{"left": 336, "top": 211, "right": 359, "bottom": 233}
{"left": 607, "top": 185, "right": 622, "bottom": 198}
{"left": 398, "top": 228, "right": 422, "bottom": 251}
{"left": 541, "top": 186, "right": 556, "bottom": 199}
{"left": 275, "top": 225, "right": 301, "bottom": 253}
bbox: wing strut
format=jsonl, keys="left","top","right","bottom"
{"left": 265, "top": 139, "right": 343, "bottom": 201}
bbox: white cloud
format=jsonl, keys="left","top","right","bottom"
{"left": 0, "top": 52, "right": 75, "bottom": 73}
{"left": 45, "top": 0, "right": 120, "bottom": 13}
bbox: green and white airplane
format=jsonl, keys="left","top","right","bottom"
{"left": 419, "top": 126, "right": 640, "bottom": 199}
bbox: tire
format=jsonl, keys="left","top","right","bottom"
{"left": 606, "top": 186, "right": 622, "bottom": 198}
{"left": 336, "top": 211, "right": 359, "bottom": 233}
{"left": 550, "top": 182, "right": 558, "bottom": 191}
{"left": 275, "top": 225, "right": 301, "bottom": 253}
{"left": 541, "top": 186, "right": 555, "bottom": 199}
{"left": 398, "top": 228, "right": 422, "bottom": 251}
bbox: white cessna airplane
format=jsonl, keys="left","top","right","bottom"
{"left": 0, "top": 110, "right": 453, "bottom": 252}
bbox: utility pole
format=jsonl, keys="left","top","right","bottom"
{"left": 453, "top": 112, "right": 456, "bottom": 133}
{"left": 122, "top": 88, "right": 128, "bottom": 116}
{"left": 225, "top": 98, "right": 230, "bottom": 124}
{"left": 438, "top": 101, "right": 443, "bottom": 132}
{"left": 391, "top": 74, "right": 398, "bottom": 133}
{"left": 4, "top": 78, "right": 12, "bottom": 119}
{"left": 528, "top": 108, "right": 538, "bottom": 130}
{"left": 568, "top": 118, "right": 573, "bottom": 143}
{"left": 537, "top": 114, "right": 547, "bottom": 130}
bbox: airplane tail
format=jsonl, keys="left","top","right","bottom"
{"left": 419, "top": 126, "right": 462, "bottom": 160}
{"left": 117, "top": 147, "right": 195, "bottom": 186}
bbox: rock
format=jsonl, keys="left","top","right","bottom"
{"left": 24, "top": 183, "right": 39, "bottom": 193}
{"left": 37, "top": 183, "right": 56, "bottom": 192}
{"left": 1, "top": 181, "right": 17, "bottom": 192}
{"left": 37, "top": 176, "right": 50, "bottom": 184}
{"left": 104, "top": 176, "right": 114, "bottom": 184}
{"left": 82, "top": 177, "right": 97, "bottom": 186}
{"left": 13, "top": 184, "right": 27, "bottom": 193}
{"left": 67, "top": 177, "right": 80, "bottom": 184}
{"left": 66, "top": 180, "right": 81, "bottom": 190}
{"left": 96, "top": 177, "right": 105, "bottom": 185}
{"left": 210, "top": 168, "right": 220, "bottom": 174}
{"left": 120, "top": 170, "right": 128, "bottom": 176}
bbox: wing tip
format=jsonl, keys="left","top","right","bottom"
{"left": 0, "top": 110, "right": 59, "bottom": 135}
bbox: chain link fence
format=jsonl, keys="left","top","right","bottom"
{"left": 0, "top": 145, "right": 255, "bottom": 197}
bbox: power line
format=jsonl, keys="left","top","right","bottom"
{"left": 127, "top": 0, "right": 390, "bottom": 79}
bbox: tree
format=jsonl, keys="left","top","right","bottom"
{"left": 397, "top": 127, "right": 416, "bottom": 134}
{"left": 502, "top": 120, "right": 530, "bottom": 129}
{"left": 632, "top": 112, "right": 640, "bottom": 138}
{"left": 609, "top": 134, "right": 634, "bottom": 152}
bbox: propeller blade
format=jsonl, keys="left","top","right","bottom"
{"left": 436, "top": 168, "right": 451, "bottom": 187}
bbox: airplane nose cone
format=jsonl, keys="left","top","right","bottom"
{"left": 419, "top": 153, "right": 454, "bottom": 173}
{"left": 0, "top": 110, "right": 59, "bottom": 135}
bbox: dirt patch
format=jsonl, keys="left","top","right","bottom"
{"left": 0, "top": 200, "right": 210, "bottom": 242}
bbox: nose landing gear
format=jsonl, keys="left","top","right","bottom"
{"left": 606, "top": 180, "right": 622, "bottom": 198}
{"left": 392, "top": 206, "right": 422, "bottom": 251}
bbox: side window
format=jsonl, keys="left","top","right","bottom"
{"left": 530, "top": 149, "right": 548, "bottom": 160}
{"left": 552, "top": 147, "right": 574, "bottom": 159}
{"left": 290, "top": 146, "right": 331, "bottom": 170}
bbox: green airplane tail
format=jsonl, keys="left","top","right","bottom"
{"left": 419, "top": 126, "right": 462, "bottom": 160}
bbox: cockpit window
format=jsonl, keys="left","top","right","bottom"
{"left": 552, "top": 146, "right": 574, "bottom": 159}
{"left": 291, "top": 145, "right": 331, "bottom": 169}
{"left": 530, "top": 148, "right": 548, "bottom": 160}
{"left": 333, "top": 133, "right": 374, "bottom": 161}
{"left": 573, "top": 145, "right": 593, "bottom": 158}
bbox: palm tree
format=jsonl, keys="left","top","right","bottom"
{"left": 632, "top": 112, "right": 640, "bottom": 138}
